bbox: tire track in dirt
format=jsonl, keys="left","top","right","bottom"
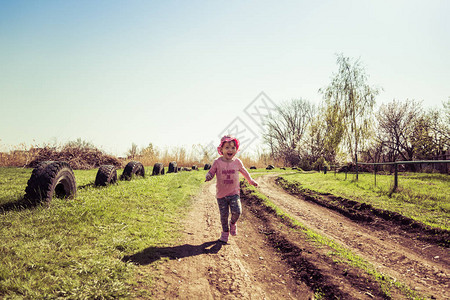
{"left": 132, "top": 181, "right": 313, "bottom": 299}
{"left": 257, "top": 174, "right": 449, "bottom": 300}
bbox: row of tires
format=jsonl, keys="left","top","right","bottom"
{"left": 249, "top": 165, "right": 274, "bottom": 170}
{"left": 24, "top": 160, "right": 212, "bottom": 204}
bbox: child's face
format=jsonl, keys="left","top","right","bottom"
{"left": 221, "top": 141, "right": 237, "bottom": 161}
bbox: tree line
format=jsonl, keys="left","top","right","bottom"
{"left": 264, "top": 54, "right": 450, "bottom": 173}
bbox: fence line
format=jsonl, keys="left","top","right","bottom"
{"left": 357, "top": 160, "right": 449, "bottom": 191}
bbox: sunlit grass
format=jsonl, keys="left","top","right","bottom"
{"left": 0, "top": 167, "right": 205, "bottom": 299}
{"left": 279, "top": 172, "right": 449, "bottom": 230}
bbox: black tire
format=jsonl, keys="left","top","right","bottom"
{"left": 95, "top": 165, "right": 117, "bottom": 187}
{"left": 152, "top": 163, "right": 164, "bottom": 176}
{"left": 204, "top": 163, "right": 211, "bottom": 170}
{"left": 25, "top": 161, "right": 77, "bottom": 203}
{"left": 250, "top": 166, "right": 257, "bottom": 170}
{"left": 168, "top": 161, "right": 177, "bottom": 173}
{"left": 120, "top": 161, "right": 145, "bottom": 180}
{"left": 192, "top": 165, "right": 198, "bottom": 170}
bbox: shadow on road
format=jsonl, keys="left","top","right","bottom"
{"left": 123, "top": 240, "right": 223, "bottom": 265}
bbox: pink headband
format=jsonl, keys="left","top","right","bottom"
{"left": 217, "top": 135, "right": 240, "bottom": 155}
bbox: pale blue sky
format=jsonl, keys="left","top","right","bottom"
{"left": 1, "top": 0, "right": 449, "bottom": 156}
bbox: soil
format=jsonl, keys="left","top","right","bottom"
{"left": 126, "top": 174, "right": 449, "bottom": 299}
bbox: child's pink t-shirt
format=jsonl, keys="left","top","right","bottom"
{"left": 207, "top": 157, "right": 254, "bottom": 199}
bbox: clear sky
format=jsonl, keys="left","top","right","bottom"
{"left": 1, "top": 0, "right": 449, "bottom": 156}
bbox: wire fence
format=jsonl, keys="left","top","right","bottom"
{"left": 340, "top": 160, "right": 450, "bottom": 192}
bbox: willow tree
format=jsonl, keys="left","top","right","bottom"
{"left": 320, "top": 54, "right": 380, "bottom": 179}
{"left": 308, "top": 103, "right": 345, "bottom": 164}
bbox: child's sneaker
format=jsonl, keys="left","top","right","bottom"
{"left": 230, "top": 222, "right": 237, "bottom": 236}
{"left": 219, "top": 231, "right": 229, "bottom": 243}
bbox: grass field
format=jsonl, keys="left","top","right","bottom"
{"left": 1, "top": 167, "right": 448, "bottom": 298}
{"left": 0, "top": 167, "right": 205, "bottom": 299}
{"left": 278, "top": 171, "right": 450, "bottom": 230}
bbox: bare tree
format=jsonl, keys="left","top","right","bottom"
{"left": 200, "top": 145, "right": 216, "bottom": 164}
{"left": 264, "top": 99, "right": 314, "bottom": 166}
{"left": 360, "top": 139, "right": 386, "bottom": 164}
{"left": 412, "top": 114, "right": 439, "bottom": 160}
{"left": 427, "top": 99, "right": 450, "bottom": 154}
{"left": 320, "top": 54, "right": 380, "bottom": 178}
{"left": 140, "top": 143, "right": 159, "bottom": 160}
{"left": 308, "top": 113, "right": 326, "bottom": 163}
{"left": 127, "top": 143, "right": 139, "bottom": 160}
{"left": 376, "top": 99, "right": 449, "bottom": 173}
{"left": 65, "top": 138, "right": 95, "bottom": 149}
{"left": 376, "top": 99, "right": 422, "bottom": 162}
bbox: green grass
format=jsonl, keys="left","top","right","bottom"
{"left": 0, "top": 167, "right": 205, "bottom": 299}
{"left": 279, "top": 172, "right": 450, "bottom": 230}
{"left": 2, "top": 166, "right": 444, "bottom": 298}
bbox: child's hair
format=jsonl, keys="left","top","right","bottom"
{"left": 217, "top": 135, "right": 240, "bottom": 155}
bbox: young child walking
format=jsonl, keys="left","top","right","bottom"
{"left": 205, "top": 135, "right": 258, "bottom": 243}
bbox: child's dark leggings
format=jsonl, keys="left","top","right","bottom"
{"left": 217, "top": 194, "right": 242, "bottom": 232}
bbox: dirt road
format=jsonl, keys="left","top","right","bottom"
{"left": 128, "top": 174, "right": 449, "bottom": 299}
{"left": 129, "top": 181, "right": 313, "bottom": 299}
{"left": 257, "top": 175, "right": 449, "bottom": 299}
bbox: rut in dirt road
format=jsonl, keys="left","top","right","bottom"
{"left": 256, "top": 174, "right": 449, "bottom": 300}
{"left": 131, "top": 181, "right": 314, "bottom": 299}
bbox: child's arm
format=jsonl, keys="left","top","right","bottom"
{"left": 205, "top": 161, "right": 217, "bottom": 182}
{"left": 239, "top": 162, "right": 258, "bottom": 187}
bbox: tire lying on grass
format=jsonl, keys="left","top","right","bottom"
{"left": 204, "top": 163, "right": 211, "bottom": 170}
{"left": 95, "top": 165, "right": 118, "bottom": 187}
{"left": 152, "top": 163, "right": 165, "bottom": 175}
{"left": 168, "top": 161, "right": 177, "bottom": 173}
{"left": 120, "top": 161, "right": 145, "bottom": 180}
{"left": 25, "top": 161, "right": 77, "bottom": 204}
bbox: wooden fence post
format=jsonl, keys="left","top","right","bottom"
{"left": 356, "top": 154, "right": 359, "bottom": 181}
{"left": 393, "top": 163, "right": 398, "bottom": 191}
{"left": 374, "top": 165, "right": 377, "bottom": 187}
